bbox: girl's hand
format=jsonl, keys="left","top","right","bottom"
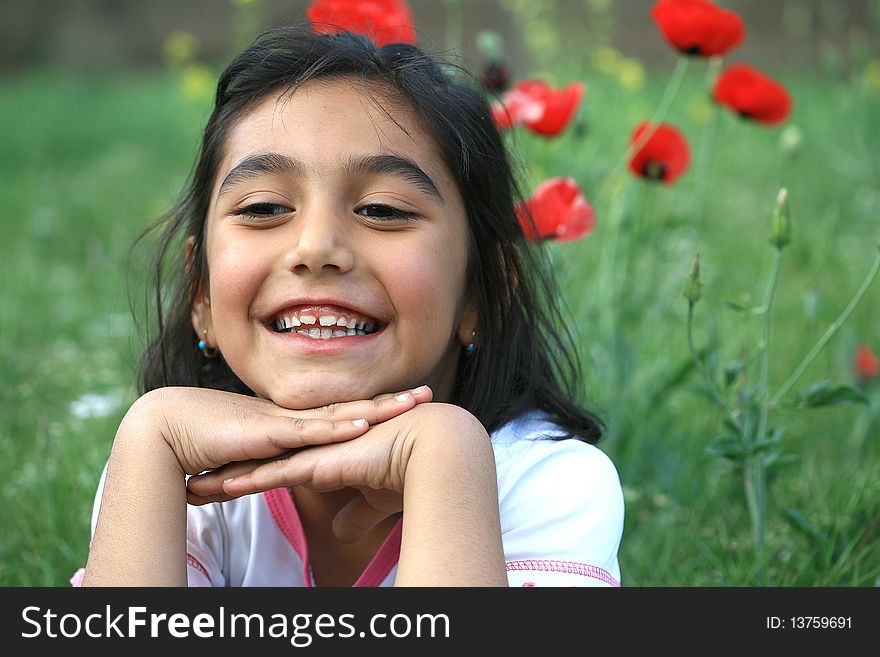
{"left": 186, "top": 399, "right": 473, "bottom": 544}
{"left": 131, "top": 384, "right": 433, "bottom": 482}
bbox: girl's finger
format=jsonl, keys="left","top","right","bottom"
{"left": 187, "top": 459, "right": 267, "bottom": 497}
{"left": 220, "top": 446, "right": 332, "bottom": 497}
{"left": 290, "top": 385, "right": 432, "bottom": 424}
{"left": 370, "top": 385, "right": 431, "bottom": 402}
{"left": 226, "top": 416, "right": 370, "bottom": 464}
{"left": 186, "top": 491, "right": 237, "bottom": 506}
{"left": 332, "top": 494, "right": 399, "bottom": 544}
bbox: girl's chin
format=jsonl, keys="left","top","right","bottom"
{"left": 259, "top": 385, "right": 388, "bottom": 410}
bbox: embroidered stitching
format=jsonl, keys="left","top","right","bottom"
{"left": 187, "top": 554, "right": 210, "bottom": 580}
{"left": 505, "top": 559, "right": 620, "bottom": 587}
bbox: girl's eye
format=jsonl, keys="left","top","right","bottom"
{"left": 232, "top": 202, "right": 291, "bottom": 220}
{"left": 356, "top": 204, "right": 418, "bottom": 222}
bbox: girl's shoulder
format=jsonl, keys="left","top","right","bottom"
{"left": 489, "top": 411, "right": 624, "bottom": 586}
{"left": 489, "top": 410, "right": 622, "bottom": 502}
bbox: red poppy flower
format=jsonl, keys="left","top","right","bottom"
{"left": 713, "top": 63, "right": 792, "bottom": 126}
{"left": 628, "top": 122, "right": 691, "bottom": 184}
{"left": 651, "top": 0, "right": 745, "bottom": 57}
{"left": 491, "top": 80, "right": 585, "bottom": 137}
{"left": 855, "top": 345, "right": 879, "bottom": 381}
{"left": 307, "top": 0, "right": 416, "bottom": 47}
{"left": 516, "top": 177, "right": 596, "bottom": 242}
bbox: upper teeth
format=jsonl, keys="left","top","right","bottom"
{"left": 273, "top": 309, "right": 377, "bottom": 335}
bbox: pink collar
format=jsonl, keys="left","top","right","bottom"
{"left": 263, "top": 488, "right": 402, "bottom": 587}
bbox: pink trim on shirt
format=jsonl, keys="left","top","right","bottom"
{"left": 264, "top": 488, "right": 403, "bottom": 587}
{"left": 353, "top": 518, "right": 403, "bottom": 587}
{"left": 187, "top": 554, "right": 211, "bottom": 581}
{"left": 506, "top": 559, "right": 620, "bottom": 587}
{"left": 263, "top": 488, "right": 312, "bottom": 586}
{"left": 70, "top": 567, "right": 85, "bottom": 587}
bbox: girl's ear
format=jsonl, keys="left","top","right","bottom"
{"left": 457, "top": 304, "right": 478, "bottom": 349}
{"left": 186, "top": 236, "right": 214, "bottom": 344}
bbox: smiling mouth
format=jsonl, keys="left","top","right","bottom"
{"left": 274, "top": 323, "right": 382, "bottom": 339}
{"left": 270, "top": 307, "right": 384, "bottom": 339}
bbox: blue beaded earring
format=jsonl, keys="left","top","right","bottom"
{"left": 198, "top": 329, "right": 218, "bottom": 359}
{"left": 466, "top": 330, "right": 476, "bottom": 353}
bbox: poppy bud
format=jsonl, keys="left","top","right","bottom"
{"left": 779, "top": 125, "right": 803, "bottom": 157}
{"left": 770, "top": 188, "right": 792, "bottom": 250}
{"left": 481, "top": 62, "right": 511, "bottom": 93}
{"left": 854, "top": 345, "right": 879, "bottom": 382}
{"left": 683, "top": 253, "right": 702, "bottom": 306}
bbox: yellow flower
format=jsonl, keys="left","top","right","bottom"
{"left": 591, "top": 46, "right": 620, "bottom": 76}
{"left": 617, "top": 58, "right": 645, "bottom": 92}
{"left": 864, "top": 59, "right": 880, "bottom": 91}
{"left": 181, "top": 65, "right": 214, "bottom": 104}
{"left": 162, "top": 30, "right": 198, "bottom": 67}
{"left": 687, "top": 95, "right": 713, "bottom": 125}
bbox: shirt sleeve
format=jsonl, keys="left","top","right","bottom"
{"left": 184, "top": 502, "right": 227, "bottom": 587}
{"left": 496, "top": 438, "right": 625, "bottom": 587}
{"left": 70, "top": 462, "right": 109, "bottom": 586}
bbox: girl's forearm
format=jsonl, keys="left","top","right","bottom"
{"left": 81, "top": 400, "right": 189, "bottom": 586}
{"left": 395, "top": 409, "right": 507, "bottom": 586}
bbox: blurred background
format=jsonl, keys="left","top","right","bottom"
{"left": 1, "top": 0, "right": 878, "bottom": 587}
{"left": 2, "top": 0, "right": 879, "bottom": 73}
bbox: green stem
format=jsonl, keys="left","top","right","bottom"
{"left": 596, "top": 185, "right": 627, "bottom": 342}
{"left": 749, "top": 246, "right": 781, "bottom": 585}
{"left": 598, "top": 55, "right": 690, "bottom": 201}
{"left": 694, "top": 98, "right": 721, "bottom": 230}
{"left": 756, "top": 247, "right": 782, "bottom": 443}
{"left": 625, "top": 55, "right": 691, "bottom": 166}
{"left": 770, "top": 252, "right": 880, "bottom": 406}
{"left": 743, "top": 459, "right": 766, "bottom": 584}
{"left": 686, "top": 302, "right": 741, "bottom": 433}
{"left": 595, "top": 56, "right": 690, "bottom": 348}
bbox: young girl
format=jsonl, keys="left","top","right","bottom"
{"left": 77, "top": 24, "right": 624, "bottom": 587}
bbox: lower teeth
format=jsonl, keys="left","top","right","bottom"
{"left": 295, "top": 328, "right": 368, "bottom": 339}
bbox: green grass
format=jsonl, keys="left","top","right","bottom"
{"left": 1, "top": 62, "right": 878, "bottom": 586}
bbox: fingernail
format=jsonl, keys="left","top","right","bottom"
{"left": 411, "top": 385, "right": 428, "bottom": 394}
{"left": 223, "top": 477, "right": 235, "bottom": 485}
{"left": 352, "top": 418, "right": 367, "bottom": 427}
{"left": 395, "top": 392, "right": 411, "bottom": 401}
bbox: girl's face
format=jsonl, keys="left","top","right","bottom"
{"left": 192, "top": 79, "right": 475, "bottom": 409}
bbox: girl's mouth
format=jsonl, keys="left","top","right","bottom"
{"left": 273, "top": 323, "right": 382, "bottom": 339}
{"left": 270, "top": 306, "right": 384, "bottom": 339}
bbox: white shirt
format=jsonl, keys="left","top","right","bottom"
{"left": 76, "top": 410, "right": 624, "bottom": 587}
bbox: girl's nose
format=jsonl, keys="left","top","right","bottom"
{"left": 283, "top": 203, "right": 355, "bottom": 275}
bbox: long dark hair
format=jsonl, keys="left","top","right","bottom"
{"left": 131, "top": 24, "right": 604, "bottom": 443}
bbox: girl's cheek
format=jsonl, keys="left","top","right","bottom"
{"left": 209, "top": 244, "right": 266, "bottom": 316}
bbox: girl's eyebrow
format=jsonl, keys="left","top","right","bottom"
{"left": 217, "top": 151, "right": 443, "bottom": 203}
{"left": 348, "top": 154, "right": 443, "bottom": 203}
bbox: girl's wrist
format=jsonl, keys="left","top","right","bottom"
{"left": 114, "top": 389, "right": 187, "bottom": 477}
{"left": 403, "top": 404, "right": 495, "bottom": 485}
